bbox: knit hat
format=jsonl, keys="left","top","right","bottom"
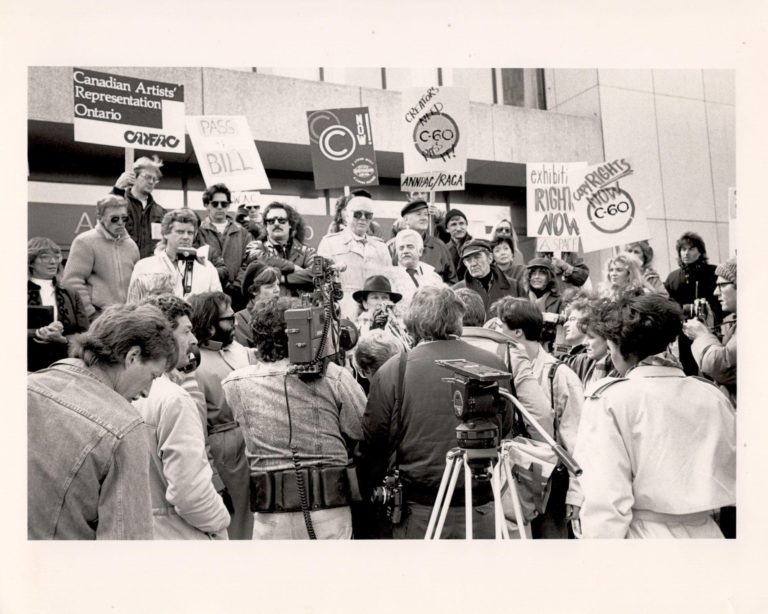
{"left": 445, "top": 208, "right": 467, "bottom": 225}
{"left": 715, "top": 258, "right": 737, "bottom": 284}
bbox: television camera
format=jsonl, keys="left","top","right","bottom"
{"left": 285, "top": 256, "right": 358, "bottom": 375}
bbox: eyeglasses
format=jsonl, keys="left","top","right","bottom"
{"left": 109, "top": 215, "right": 130, "bottom": 224}
{"left": 37, "top": 254, "right": 62, "bottom": 263}
{"left": 210, "top": 201, "right": 230, "bottom": 209}
{"left": 243, "top": 205, "right": 260, "bottom": 211}
{"left": 265, "top": 217, "right": 288, "bottom": 225}
{"left": 715, "top": 282, "right": 734, "bottom": 289}
{"left": 139, "top": 173, "right": 160, "bottom": 183}
{"left": 496, "top": 228, "right": 511, "bottom": 235}
{"left": 352, "top": 210, "right": 374, "bottom": 220}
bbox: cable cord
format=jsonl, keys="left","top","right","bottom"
{"left": 283, "top": 373, "right": 317, "bottom": 539}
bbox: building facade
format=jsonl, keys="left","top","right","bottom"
{"left": 28, "top": 67, "right": 734, "bottom": 280}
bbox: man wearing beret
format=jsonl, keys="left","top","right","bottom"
{"left": 387, "top": 199, "right": 457, "bottom": 285}
{"left": 454, "top": 239, "right": 526, "bottom": 319}
{"left": 444, "top": 208, "right": 472, "bottom": 280}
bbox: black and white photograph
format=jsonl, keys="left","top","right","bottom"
{"left": 4, "top": 2, "right": 767, "bottom": 613}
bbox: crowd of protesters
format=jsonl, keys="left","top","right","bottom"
{"left": 27, "top": 155, "right": 737, "bottom": 540}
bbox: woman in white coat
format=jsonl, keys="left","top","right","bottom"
{"left": 573, "top": 294, "right": 736, "bottom": 538}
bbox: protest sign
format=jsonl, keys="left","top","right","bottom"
{"left": 306, "top": 107, "right": 378, "bottom": 189}
{"left": 401, "top": 87, "right": 469, "bottom": 176}
{"left": 186, "top": 116, "right": 270, "bottom": 191}
{"left": 570, "top": 158, "right": 649, "bottom": 252}
{"left": 526, "top": 162, "right": 586, "bottom": 253}
{"left": 400, "top": 170, "right": 465, "bottom": 192}
{"left": 72, "top": 68, "right": 185, "bottom": 154}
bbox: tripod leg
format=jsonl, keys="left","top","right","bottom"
{"left": 490, "top": 461, "right": 510, "bottom": 539}
{"left": 464, "top": 456, "right": 472, "bottom": 540}
{"left": 502, "top": 456, "right": 528, "bottom": 540}
{"left": 426, "top": 452, "right": 457, "bottom": 539}
{"left": 428, "top": 454, "right": 463, "bottom": 540}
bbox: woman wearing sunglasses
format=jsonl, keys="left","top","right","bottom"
{"left": 63, "top": 195, "right": 141, "bottom": 323}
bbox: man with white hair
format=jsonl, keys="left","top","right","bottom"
{"left": 111, "top": 155, "right": 167, "bottom": 258}
{"left": 389, "top": 228, "right": 444, "bottom": 313}
{"left": 317, "top": 195, "right": 392, "bottom": 320}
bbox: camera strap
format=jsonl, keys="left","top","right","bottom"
{"left": 386, "top": 350, "right": 409, "bottom": 472}
{"left": 548, "top": 361, "right": 564, "bottom": 444}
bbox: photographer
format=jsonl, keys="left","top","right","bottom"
{"left": 360, "top": 285, "right": 514, "bottom": 539}
{"left": 128, "top": 208, "right": 222, "bottom": 299}
{"left": 664, "top": 232, "right": 723, "bottom": 375}
{"left": 222, "top": 297, "right": 367, "bottom": 539}
{"left": 683, "top": 258, "right": 737, "bottom": 407}
{"left": 524, "top": 258, "right": 564, "bottom": 352}
{"left": 353, "top": 275, "right": 411, "bottom": 351}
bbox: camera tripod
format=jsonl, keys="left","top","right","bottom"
{"left": 424, "top": 389, "right": 581, "bottom": 540}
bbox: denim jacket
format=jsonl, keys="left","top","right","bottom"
{"left": 27, "top": 359, "right": 154, "bottom": 539}
{"left": 222, "top": 359, "right": 366, "bottom": 472}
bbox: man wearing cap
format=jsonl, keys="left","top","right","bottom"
{"left": 318, "top": 195, "right": 393, "bottom": 321}
{"left": 454, "top": 239, "right": 526, "bottom": 319}
{"left": 62, "top": 195, "right": 140, "bottom": 322}
{"left": 195, "top": 183, "right": 251, "bottom": 311}
{"left": 387, "top": 199, "right": 457, "bottom": 285}
{"left": 111, "top": 155, "right": 168, "bottom": 258}
{"left": 444, "top": 208, "right": 472, "bottom": 280}
{"left": 388, "top": 228, "right": 445, "bottom": 314}
{"left": 683, "top": 258, "right": 738, "bottom": 407}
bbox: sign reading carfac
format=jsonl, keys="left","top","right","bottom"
{"left": 306, "top": 107, "right": 379, "bottom": 189}
{"left": 401, "top": 87, "right": 469, "bottom": 176}
{"left": 570, "top": 158, "right": 648, "bottom": 252}
{"left": 186, "top": 116, "right": 271, "bottom": 191}
{"left": 72, "top": 68, "right": 185, "bottom": 153}
{"left": 526, "top": 162, "right": 586, "bottom": 250}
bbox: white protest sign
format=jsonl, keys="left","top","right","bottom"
{"left": 73, "top": 68, "right": 186, "bottom": 154}
{"left": 401, "top": 87, "right": 469, "bottom": 176}
{"left": 186, "top": 116, "right": 270, "bottom": 191}
{"left": 570, "top": 158, "right": 649, "bottom": 252}
{"left": 526, "top": 162, "right": 586, "bottom": 252}
{"left": 400, "top": 170, "right": 465, "bottom": 192}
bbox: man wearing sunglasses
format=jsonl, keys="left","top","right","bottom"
{"left": 111, "top": 155, "right": 168, "bottom": 258}
{"left": 63, "top": 195, "right": 140, "bottom": 322}
{"left": 244, "top": 202, "right": 316, "bottom": 298}
{"left": 196, "top": 183, "right": 251, "bottom": 311}
{"left": 318, "top": 195, "right": 393, "bottom": 320}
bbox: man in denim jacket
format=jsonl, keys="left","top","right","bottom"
{"left": 27, "top": 304, "right": 176, "bottom": 539}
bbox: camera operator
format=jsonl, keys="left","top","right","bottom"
{"left": 128, "top": 209, "right": 222, "bottom": 299}
{"left": 683, "top": 258, "right": 737, "bottom": 407}
{"left": 222, "top": 297, "right": 367, "bottom": 539}
{"left": 360, "top": 285, "right": 514, "bottom": 539}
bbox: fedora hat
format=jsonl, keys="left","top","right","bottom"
{"left": 352, "top": 275, "right": 402, "bottom": 305}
